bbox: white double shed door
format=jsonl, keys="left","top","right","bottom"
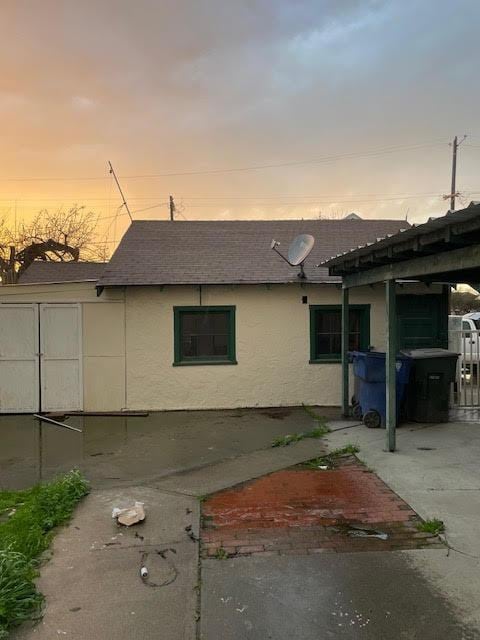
{"left": 0, "top": 303, "right": 83, "bottom": 413}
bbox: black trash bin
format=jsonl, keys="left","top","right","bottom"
{"left": 401, "top": 348, "right": 459, "bottom": 423}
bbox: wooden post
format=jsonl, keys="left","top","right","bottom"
{"left": 386, "top": 279, "right": 397, "bottom": 452}
{"left": 341, "top": 286, "right": 350, "bottom": 417}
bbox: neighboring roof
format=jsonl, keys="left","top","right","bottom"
{"left": 17, "top": 261, "right": 106, "bottom": 285}
{"left": 321, "top": 202, "right": 480, "bottom": 278}
{"left": 98, "top": 219, "right": 408, "bottom": 287}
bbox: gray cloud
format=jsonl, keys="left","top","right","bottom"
{"left": 0, "top": 0, "right": 478, "bottom": 228}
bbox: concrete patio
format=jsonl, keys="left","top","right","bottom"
{"left": 327, "top": 419, "right": 480, "bottom": 630}
{"left": 4, "top": 411, "right": 480, "bottom": 638}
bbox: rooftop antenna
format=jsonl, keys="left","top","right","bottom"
{"left": 270, "top": 234, "right": 315, "bottom": 279}
{"left": 108, "top": 161, "right": 133, "bottom": 223}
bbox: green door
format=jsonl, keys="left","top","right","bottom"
{"left": 397, "top": 293, "right": 448, "bottom": 350}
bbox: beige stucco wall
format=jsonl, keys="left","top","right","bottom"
{"left": 0, "top": 280, "right": 444, "bottom": 412}
{"left": 0, "top": 283, "right": 126, "bottom": 412}
{"left": 125, "top": 283, "right": 390, "bottom": 411}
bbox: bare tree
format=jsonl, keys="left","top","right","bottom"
{"left": 451, "top": 290, "right": 480, "bottom": 315}
{"left": 0, "top": 206, "right": 108, "bottom": 283}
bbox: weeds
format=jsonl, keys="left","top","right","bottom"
{"left": 417, "top": 519, "right": 445, "bottom": 536}
{"left": 0, "top": 470, "right": 89, "bottom": 638}
{"left": 300, "top": 444, "right": 360, "bottom": 469}
{"left": 272, "top": 425, "right": 328, "bottom": 447}
{"left": 271, "top": 405, "right": 330, "bottom": 447}
{"left": 302, "top": 404, "right": 327, "bottom": 424}
{"left": 214, "top": 547, "right": 228, "bottom": 560}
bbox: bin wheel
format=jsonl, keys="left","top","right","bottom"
{"left": 363, "top": 410, "right": 381, "bottom": 429}
{"left": 352, "top": 403, "right": 363, "bottom": 420}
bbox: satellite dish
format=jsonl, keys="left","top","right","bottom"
{"left": 287, "top": 234, "right": 315, "bottom": 266}
{"left": 270, "top": 233, "right": 315, "bottom": 279}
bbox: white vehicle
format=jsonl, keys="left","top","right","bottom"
{"left": 449, "top": 313, "right": 480, "bottom": 368}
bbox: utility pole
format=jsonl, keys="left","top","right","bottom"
{"left": 449, "top": 135, "right": 467, "bottom": 211}
{"left": 108, "top": 161, "right": 133, "bottom": 223}
{"left": 8, "top": 246, "right": 15, "bottom": 284}
{"left": 169, "top": 195, "right": 175, "bottom": 221}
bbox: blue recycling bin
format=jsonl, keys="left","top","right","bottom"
{"left": 349, "top": 351, "right": 412, "bottom": 428}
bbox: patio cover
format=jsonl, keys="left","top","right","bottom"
{"left": 320, "top": 202, "right": 480, "bottom": 452}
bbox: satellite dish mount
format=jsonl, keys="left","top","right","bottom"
{"left": 270, "top": 234, "right": 315, "bottom": 279}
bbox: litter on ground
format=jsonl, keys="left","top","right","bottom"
{"left": 112, "top": 501, "right": 146, "bottom": 526}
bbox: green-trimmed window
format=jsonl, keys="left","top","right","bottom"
{"left": 174, "top": 306, "right": 236, "bottom": 365}
{"left": 310, "top": 305, "right": 370, "bottom": 362}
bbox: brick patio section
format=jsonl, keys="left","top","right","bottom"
{"left": 201, "top": 457, "right": 443, "bottom": 557}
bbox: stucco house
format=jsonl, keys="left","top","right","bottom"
{"left": 0, "top": 217, "right": 448, "bottom": 414}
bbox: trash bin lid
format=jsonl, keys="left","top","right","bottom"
{"left": 400, "top": 348, "right": 459, "bottom": 359}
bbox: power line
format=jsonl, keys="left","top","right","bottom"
{"left": 179, "top": 194, "right": 475, "bottom": 207}
{"left": 0, "top": 190, "right": 458, "bottom": 202}
{"left": 0, "top": 141, "right": 448, "bottom": 183}
{"left": 115, "top": 142, "right": 448, "bottom": 179}
{"left": 131, "top": 202, "right": 169, "bottom": 215}
{"left": 6, "top": 189, "right": 480, "bottom": 206}
{"left": 173, "top": 191, "right": 448, "bottom": 200}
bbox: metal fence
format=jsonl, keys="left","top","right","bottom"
{"left": 449, "top": 329, "right": 480, "bottom": 407}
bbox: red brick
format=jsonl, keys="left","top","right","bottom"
{"left": 199, "top": 459, "right": 437, "bottom": 555}
{"left": 237, "top": 545, "right": 265, "bottom": 554}
{"left": 263, "top": 543, "right": 293, "bottom": 552}
{"left": 224, "top": 538, "right": 254, "bottom": 547}
{"left": 223, "top": 547, "right": 237, "bottom": 555}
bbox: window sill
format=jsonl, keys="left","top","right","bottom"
{"left": 173, "top": 360, "right": 238, "bottom": 367}
{"left": 309, "top": 358, "right": 343, "bottom": 364}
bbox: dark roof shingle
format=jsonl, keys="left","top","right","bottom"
{"left": 18, "top": 261, "right": 105, "bottom": 284}
{"left": 98, "top": 219, "right": 408, "bottom": 286}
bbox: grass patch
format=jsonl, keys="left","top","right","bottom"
{"left": 0, "top": 470, "right": 89, "bottom": 638}
{"left": 300, "top": 444, "right": 360, "bottom": 469}
{"left": 416, "top": 518, "right": 445, "bottom": 536}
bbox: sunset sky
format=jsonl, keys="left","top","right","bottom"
{"left": 1, "top": 0, "right": 480, "bottom": 251}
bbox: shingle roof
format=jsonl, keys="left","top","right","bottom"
{"left": 98, "top": 219, "right": 408, "bottom": 286}
{"left": 320, "top": 202, "right": 480, "bottom": 272}
{"left": 18, "top": 261, "right": 105, "bottom": 284}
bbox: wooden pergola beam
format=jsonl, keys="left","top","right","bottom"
{"left": 342, "top": 244, "right": 480, "bottom": 288}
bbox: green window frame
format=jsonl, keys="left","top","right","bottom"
{"left": 309, "top": 304, "right": 370, "bottom": 363}
{"left": 173, "top": 306, "right": 237, "bottom": 366}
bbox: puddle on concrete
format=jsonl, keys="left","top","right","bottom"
{"left": 0, "top": 408, "right": 323, "bottom": 490}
